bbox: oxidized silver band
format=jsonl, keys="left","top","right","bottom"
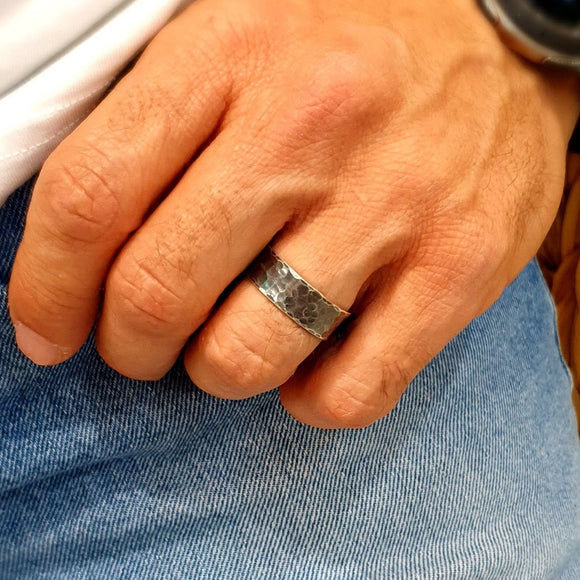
{"left": 247, "top": 246, "right": 350, "bottom": 340}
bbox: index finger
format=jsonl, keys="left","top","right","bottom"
{"left": 8, "top": 1, "right": 235, "bottom": 365}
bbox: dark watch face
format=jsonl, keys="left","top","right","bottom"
{"left": 495, "top": 0, "right": 580, "bottom": 57}
{"left": 533, "top": 0, "right": 580, "bottom": 23}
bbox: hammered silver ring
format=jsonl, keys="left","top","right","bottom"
{"left": 247, "top": 246, "right": 351, "bottom": 340}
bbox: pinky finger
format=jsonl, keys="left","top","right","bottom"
{"left": 279, "top": 268, "right": 485, "bottom": 429}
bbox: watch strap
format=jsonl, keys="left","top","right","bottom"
{"left": 479, "top": 0, "right": 580, "bottom": 70}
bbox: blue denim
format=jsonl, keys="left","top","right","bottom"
{"left": 0, "top": 180, "right": 579, "bottom": 579}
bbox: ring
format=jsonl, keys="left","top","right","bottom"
{"left": 247, "top": 246, "right": 351, "bottom": 340}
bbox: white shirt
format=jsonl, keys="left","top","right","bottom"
{"left": 0, "top": 0, "right": 192, "bottom": 207}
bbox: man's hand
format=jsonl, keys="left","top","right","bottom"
{"left": 8, "top": 0, "right": 580, "bottom": 428}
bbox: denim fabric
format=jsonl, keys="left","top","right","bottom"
{"left": 0, "top": 180, "right": 579, "bottom": 579}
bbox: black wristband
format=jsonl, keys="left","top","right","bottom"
{"left": 570, "top": 118, "right": 580, "bottom": 153}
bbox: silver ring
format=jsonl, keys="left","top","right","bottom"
{"left": 247, "top": 246, "right": 351, "bottom": 340}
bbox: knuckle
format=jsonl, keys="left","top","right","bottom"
{"left": 107, "top": 81, "right": 159, "bottom": 133}
{"left": 452, "top": 214, "right": 510, "bottom": 285}
{"left": 109, "top": 257, "right": 186, "bottom": 332}
{"left": 265, "top": 45, "right": 404, "bottom": 174}
{"left": 200, "top": 323, "right": 280, "bottom": 397}
{"left": 380, "top": 357, "right": 415, "bottom": 399}
{"left": 39, "top": 153, "right": 123, "bottom": 245}
{"left": 204, "top": 12, "right": 261, "bottom": 62}
{"left": 159, "top": 9, "right": 244, "bottom": 58}
{"left": 294, "top": 53, "right": 382, "bottom": 132}
{"left": 145, "top": 15, "right": 239, "bottom": 107}
{"left": 420, "top": 209, "right": 511, "bottom": 304}
{"left": 476, "top": 222, "right": 510, "bottom": 273}
{"left": 317, "top": 368, "right": 392, "bottom": 429}
{"left": 107, "top": 79, "right": 192, "bottom": 145}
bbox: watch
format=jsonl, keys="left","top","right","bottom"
{"left": 478, "top": 0, "right": 580, "bottom": 71}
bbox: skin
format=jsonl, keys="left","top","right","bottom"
{"left": 7, "top": 0, "right": 580, "bottom": 428}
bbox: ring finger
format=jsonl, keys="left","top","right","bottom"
{"left": 183, "top": 206, "right": 405, "bottom": 399}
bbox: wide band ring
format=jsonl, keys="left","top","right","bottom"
{"left": 247, "top": 246, "right": 351, "bottom": 340}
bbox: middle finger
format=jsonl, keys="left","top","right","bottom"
{"left": 95, "top": 134, "right": 295, "bottom": 380}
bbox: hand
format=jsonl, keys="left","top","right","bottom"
{"left": 8, "top": 0, "right": 580, "bottom": 428}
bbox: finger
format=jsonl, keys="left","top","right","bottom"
{"left": 182, "top": 209, "right": 407, "bottom": 399}
{"left": 8, "top": 1, "right": 235, "bottom": 366}
{"left": 279, "top": 257, "right": 502, "bottom": 429}
{"left": 92, "top": 45, "right": 397, "bottom": 382}
{"left": 93, "top": 130, "right": 297, "bottom": 380}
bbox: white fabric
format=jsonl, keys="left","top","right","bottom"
{"left": 0, "top": 0, "right": 193, "bottom": 207}
{"left": 0, "top": 0, "right": 128, "bottom": 95}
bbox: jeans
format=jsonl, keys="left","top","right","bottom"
{"left": 0, "top": 180, "right": 579, "bottom": 579}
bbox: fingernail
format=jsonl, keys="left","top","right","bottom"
{"left": 13, "top": 322, "right": 71, "bottom": 366}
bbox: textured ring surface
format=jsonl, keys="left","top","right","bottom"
{"left": 247, "top": 246, "right": 351, "bottom": 340}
